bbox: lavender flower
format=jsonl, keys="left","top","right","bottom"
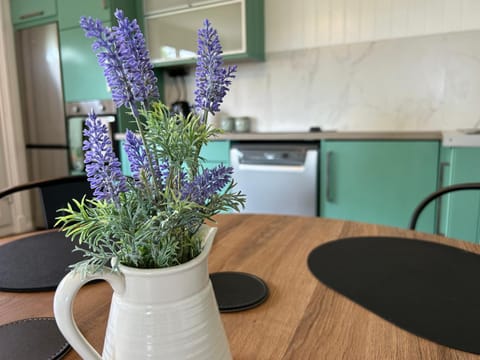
{"left": 83, "top": 112, "right": 127, "bottom": 202}
{"left": 181, "top": 164, "right": 233, "bottom": 204}
{"left": 194, "top": 19, "right": 237, "bottom": 120}
{"left": 123, "top": 130, "right": 148, "bottom": 182}
{"left": 113, "top": 9, "right": 159, "bottom": 107}
{"left": 123, "top": 129, "right": 164, "bottom": 186}
{"left": 80, "top": 10, "right": 158, "bottom": 114}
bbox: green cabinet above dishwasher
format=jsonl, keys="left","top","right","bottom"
{"left": 319, "top": 140, "right": 440, "bottom": 233}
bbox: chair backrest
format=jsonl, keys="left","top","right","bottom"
{"left": 0, "top": 175, "right": 92, "bottom": 229}
{"left": 409, "top": 182, "right": 480, "bottom": 231}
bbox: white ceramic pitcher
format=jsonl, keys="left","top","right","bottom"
{"left": 53, "top": 226, "right": 232, "bottom": 359}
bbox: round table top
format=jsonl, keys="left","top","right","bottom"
{"left": 1, "top": 214, "right": 479, "bottom": 359}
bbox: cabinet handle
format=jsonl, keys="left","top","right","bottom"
{"left": 19, "top": 11, "right": 44, "bottom": 20}
{"left": 435, "top": 161, "right": 450, "bottom": 235}
{"left": 326, "top": 151, "right": 334, "bottom": 202}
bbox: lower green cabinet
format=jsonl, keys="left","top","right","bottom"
{"left": 320, "top": 140, "right": 440, "bottom": 233}
{"left": 199, "top": 141, "right": 230, "bottom": 169}
{"left": 438, "top": 147, "right": 480, "bottom": 243}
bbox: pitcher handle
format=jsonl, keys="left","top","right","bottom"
{"left": 53, "top": 268, "right": 125, "bottom": 359}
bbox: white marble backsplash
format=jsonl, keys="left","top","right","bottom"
{"left": 163, "top": 30, "right": 480, "bottom": 132}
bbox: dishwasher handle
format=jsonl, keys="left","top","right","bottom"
{"left": 326, "top": 151, "right": 334, "bottom": 202}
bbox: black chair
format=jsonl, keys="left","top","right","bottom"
{"left": 409, "top": 182, "right": 480, "bottom": 231}
{"left": 0, "top": 175, "right": 92, "bottom": 229}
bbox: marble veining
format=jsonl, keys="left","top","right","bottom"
{"left": 163, "top": 30, "right": 480, "bottom": 133}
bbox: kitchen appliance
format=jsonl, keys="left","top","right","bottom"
{"left": 65, "top": 100, "right": 118, "bottom": 174}
{"left": 15, "top": 22, "right": 69, "bottom": 181}
{"left": 230, "top": 142, "right": 319, "bottom": 216}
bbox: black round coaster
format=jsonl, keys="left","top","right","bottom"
{"left": 0, "top": 231, "right": 84, "bottom": 292}
{"left": 0, "top": 318, "right": 70, "bottom": 360}
{"left": 210, "top": 271, "right": 269, "bottom": 312}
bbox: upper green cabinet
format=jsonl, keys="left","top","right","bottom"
{"left": 10, "top": 0, "right": 57, "bottom": 28}
{"left": 437, "top": 147, "right": 480, "bottom": 243}
{"left": 57, "top": 0, "right": 139, "bottom": 102}
{"left": 320, "top": 140, "right": 440, "bottom": 233}
{"left": 143, "top": 0, "right": 264, "bottom": 67}
{"left": 59, "top": 26, "right": 111, "bottom": 102}
{"left": 57, "top": 0, "right": 111, "bottom": 30}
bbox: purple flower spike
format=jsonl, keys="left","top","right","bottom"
{"left": 113, "top": 9, "right": 159, "bottom": 106}
{"left": 181, "top": 164, "right": 233, "bottom": 204}
{"left": 80, "top": 10, "right": 158, "bottom": 113}
{"left": 83, "top": 112, "right": 127, "bottom": 202}
{"left": 124, "top": 129, "right": 148, "bottom": 183}
{"left": 194, "top": 19, "right": 237, "bottom": 119}
{"left": 124, "top": 129, "right": 163, "bottom": 186}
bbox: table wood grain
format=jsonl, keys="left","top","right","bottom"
{"left": 1, "top": 214, "right": 479, "bottom": 359}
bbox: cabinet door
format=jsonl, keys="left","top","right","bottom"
{"left": 11, "top": 0, "right": 57, "bottom": 27}
{"left": 58, "top": 0, "right": 111, "bottom": 30}
{"left": 59, "top": 26, "right": 111, "bottom": 102}
{"left": 144, "top": 0, "right": 188, "bottom": 14}
{"left": 200, "top": 141, "right": 230, "bottom": 164}
{"left": 144, "top": 0, "right": 264, "bottom": 66}
{"left": 320, "top": 141, "right": 439, "bottom": 233}
{"left": 439, "top": 147, "right": 480, "bottom": 243}
{"left": 145, "top": 1, "right": 242, "bottom": 64}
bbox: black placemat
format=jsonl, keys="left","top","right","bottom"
{"left": 0, "top": 231, "right": 84, "bottom": 292}
{"left": 308, "top": 236, "right": 480, "bottom": 354}
{"left": 210, "top": 271, "right": 269, "bottom": 312}
{"left": 0, "top": 318, "right": 70, "bottom": 360}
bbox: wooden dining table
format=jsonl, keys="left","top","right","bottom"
{"left": 1, "top": 213, "right": 480, "bottom": 359}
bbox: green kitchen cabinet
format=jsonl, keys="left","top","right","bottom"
{"left": 58, "top": 0, "right": 140, "bottom": 102}
{"left": 58, "top": 0, "right": 139, "bottom": 30}
{"left": 199, "top": 140, "right": 230, "bottom": 168}
{"left": 319, "top": 140, "right": 440, "bottom": 233}
{"left": 437, "top": 147, "right": 480, "bottom": 243}
{"left": 10, "top": 0, "right": 57, "bottom": 29}
{"left": 58, "top": 0, "right": 110, "bottom": 30}
{"left": 59, "top": 26, "right": 111, "bottom": 102}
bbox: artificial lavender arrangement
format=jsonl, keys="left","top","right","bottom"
{"left": 56, "top": 10, "right": 245, "bottom": 272}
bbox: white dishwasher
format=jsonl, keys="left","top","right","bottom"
{"left": 230, "top": 142, "right": 319, "bottom": 216}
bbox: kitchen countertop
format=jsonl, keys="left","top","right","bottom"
{"left": 115, "top": 131, "right": 442, "bottom": 141}
{"left": 214, "top": 131, "right": 442, "bottom": 141}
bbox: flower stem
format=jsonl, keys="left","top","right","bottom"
{"left": 129, "top": 102, "right": 160, "bottom": 196}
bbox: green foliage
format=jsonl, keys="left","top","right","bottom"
{"left": 56, "top": 105, "right": 245, "bottom": 274}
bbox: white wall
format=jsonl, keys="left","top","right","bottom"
{"left": 266, "top": 0, "right": 480, "bottom": 52}
{"left": 164, "top": 0, "right": 480, "bottom": 132}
